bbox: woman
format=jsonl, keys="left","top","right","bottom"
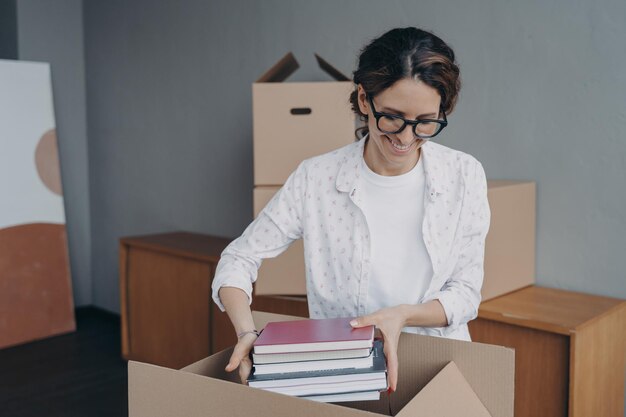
{"left": 211, "top": 27, "right": 490, "bottom": 393}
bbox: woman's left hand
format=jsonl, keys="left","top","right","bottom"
{"left": 350, "top": 305, "right": 406, "bottom": 393}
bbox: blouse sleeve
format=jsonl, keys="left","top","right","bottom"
{"left": 211, "top": 162, "right": 306, "bottom": 312}
{"left": 427, "top": 157, "right": 491, "bottom": 328}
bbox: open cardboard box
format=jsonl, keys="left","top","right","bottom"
{"left": 253, "top": 53, "right": 356, "bottom": 186}
{"left": 129, "top": 311, "right": 514, "bottom": 416}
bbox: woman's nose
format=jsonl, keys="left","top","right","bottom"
{"left": 396, "top": 125, "right": 415, "bottom": 145}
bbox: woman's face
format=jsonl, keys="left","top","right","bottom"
{"left": 358, "top": 78, "right": 442, "bottom": 176}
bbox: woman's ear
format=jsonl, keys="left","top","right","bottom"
{"left": 357, "top": 84, "right": 369, "bottom": 116}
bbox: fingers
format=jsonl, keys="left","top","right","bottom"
{"left": 378, "top": 325, "right": 400, "bottom": 393}
{"left": 225, "top": 340, "right": 252, "bottom": 372}
{"left": 383, "top": 340, "right": 398, "bottom": 392}
{"left": 224, "top": 350, "right": 241, "bottom": 372}
{"left": 239, "top": 356, "right": 252, "bottom": 385}
{"left": 226, "top": 345, "right": 253, "bottom": 385}
{"left": 351, "top": 313, "right": 400, "bottom": 391}
{"left": 226, "top": 334, "right": 257, "bottom": 386}
{"left": 350, "top": 315, "right": 373, "bottom": 328}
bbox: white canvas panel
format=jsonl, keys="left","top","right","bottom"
{"left": 0, "top": 59, "right": 65, "bottom": 229}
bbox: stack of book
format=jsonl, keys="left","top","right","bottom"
{"left": 247, "top": 317, "right": 388, "bottom": 403}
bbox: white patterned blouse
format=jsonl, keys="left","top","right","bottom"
{"left": 211, "top": 137, "right": 490, "bottom": 341}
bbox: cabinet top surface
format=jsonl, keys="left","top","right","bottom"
{"left": 120, "top": 232, "right": 232, "bottom": 261}
{"left": 478, "top": 286, "right": 625, "bottom": 333}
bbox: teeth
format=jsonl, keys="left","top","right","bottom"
{"left": 388, "top": 138, "right": 411, "bottom": 150}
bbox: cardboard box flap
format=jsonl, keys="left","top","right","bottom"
{"left": 396, "top": 361, "right": 492, "bottom": 417}
{"left": 314, "top": 53, "right": 350, "bottom": 81}
{"left": 391, "top": 333, "right": 513, "bottom": 417}
{"left": 180, "top": 345, "right": 239, "bottom": 379}
{"left": 256, "top": 52, "right": 350, "bottom": 83}
{"left": 257, "top": 52, "right": 300, "bottom": 83}
{"left": 129, "top": 359, "right": 374, "bottom": 417}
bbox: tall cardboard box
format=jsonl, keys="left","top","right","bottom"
{"left": 253, "top": 181, "right": 536, "bottom": 301}
{"left": 129, "top": 311, "right": 515, "bottom": 417}
{"left": 253, "top": 53, "right": 356, "bottom": 186}
{"left": 483, "top": 181, "right": 535, "bottom": 300}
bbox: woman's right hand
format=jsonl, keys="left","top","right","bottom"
{"left": 224, "top": 333, "right": 257, "bottom": 384}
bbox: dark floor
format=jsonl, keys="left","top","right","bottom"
{"left": 0, "top": 307, "right": 127, "bottom": 417}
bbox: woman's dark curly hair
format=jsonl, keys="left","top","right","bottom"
{"left": 350, "top": 27, "right": 461, "bottom": 139}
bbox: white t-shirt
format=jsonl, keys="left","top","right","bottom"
{"left": 360, "top": 154, "right": 434, "bottom": 334}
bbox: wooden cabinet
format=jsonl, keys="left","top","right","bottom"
{"left": 468, "top": 285, "right": 626, "bottom": 417}
{"left": 119, "top": 231, "right": 309, "bottom": 369}
{"left": 119, "top": 232, "right": 231, "bottom": 369}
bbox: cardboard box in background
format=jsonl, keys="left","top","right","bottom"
{"left": 253, "top": 53, "right": 356, "bottom": 186}
{"left": 483, "top": 181, "right": 536, "bottom": 300}
{"left": 128, "top": 311, "right": 515, "bottom": 417}
{"left": 253, "top": 181, "right": 536, "bottom": 301}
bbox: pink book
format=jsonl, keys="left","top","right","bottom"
{"left": 253, "top": 317, "right": 374, "bottom": 354}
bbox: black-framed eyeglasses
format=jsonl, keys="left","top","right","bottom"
{"left": 367, "top": 95, "right": 448, "bottom": 139}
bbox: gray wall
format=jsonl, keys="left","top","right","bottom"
{"left": 83, "top": 0, "right": 626, "bottom": 316}
{"left": 0, "top": 0, "right": 17, "bottom": 59}
{"left": 17, "top": 0, "right": 91, "bottom": 306}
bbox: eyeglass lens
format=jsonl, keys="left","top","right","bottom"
{"left": 377, "top": 115, "right": 442, "bottom": 137}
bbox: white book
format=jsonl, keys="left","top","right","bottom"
{"left": 302, "top": 390, "right": 381, "bottom": 403}
{"left": 260, "top": 377, "right": 387, "bottom": 397}
{"left": 249, "top": 372, "right": 387, "bottom": 389}
{"left": 253, "top": 353, "right": 374, "bottom": 375}
{"left": 252, "top": 347, "right": 372, "bottom": 365}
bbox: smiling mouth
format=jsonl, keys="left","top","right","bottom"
{"left": 386, "top": 137, "right": 415, "bottom": 151}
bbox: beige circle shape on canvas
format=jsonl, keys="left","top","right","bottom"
{"left": 35, "top": 129, "right": 63, "bottom": 196}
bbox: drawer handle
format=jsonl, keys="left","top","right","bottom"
{"left": 290, "top": 107, "right": 312, "bottom": 115}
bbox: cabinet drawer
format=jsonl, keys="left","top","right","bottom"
{"left": 126, "top": 247, "right": 211, "bottom": 369}
{"left": 469, "top": 318, "right": 570, "bottom": 417}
